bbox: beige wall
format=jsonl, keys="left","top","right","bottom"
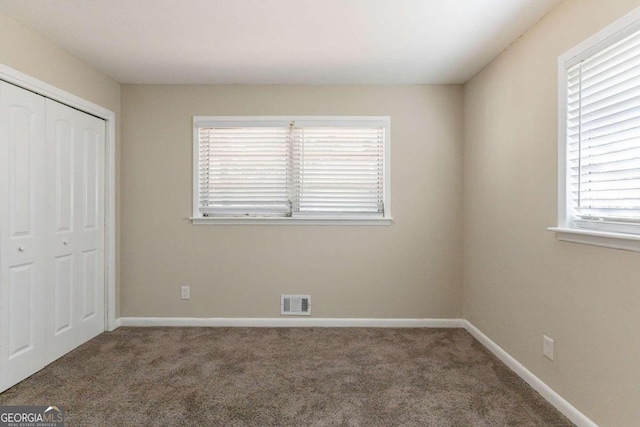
{"left": 463, "top": 1, "right": 640, "bottom": 426}
{"left": 0, "top": 12, "right": 122, "bottom": 316}
{"left": 121, "top": 85, "right": 463, "bottom": 318}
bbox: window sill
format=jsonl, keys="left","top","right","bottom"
{"left": 191, "top": 217, "right": 393, "bottom": 226}
{"left": 548, "top": 227, "right": 640, "bottom": 252}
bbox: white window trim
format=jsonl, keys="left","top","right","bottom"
{"left": 550, "top": 6, "right": 640, "bottom": 252}
{"left": 192, "top": 116, "right": 392, "bottom": 225}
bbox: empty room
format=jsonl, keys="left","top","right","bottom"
{"left": 0, "top": 0, "right": 638, "bottom": 426}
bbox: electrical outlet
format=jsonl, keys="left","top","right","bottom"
{"left": 181, "top": 285, "right": 190, "bottom": 300}
{"left": 543, "top": 335, "right": 554, "bottom": 361}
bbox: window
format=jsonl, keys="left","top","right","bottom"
{"left": 192, "top": 116, "right": 391, "bottom": 224}
{"left": 552, "top": 8, "right": 640, "bottom": 250}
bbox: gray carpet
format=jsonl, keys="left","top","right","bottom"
{"left": 0, "top": 327, "right": 573, "bottom": 426}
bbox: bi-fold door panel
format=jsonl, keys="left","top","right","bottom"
{"left": 77, "top": 111, "right": 105, "bottom": 344}
{"left": 0, "top": 81, "right": 47, "bottom": 391}
{"left": 44, "top": 99, "right": 106, "bottom": 362}
{"left": 45, "top": 99, "right": 79, "bottom": 362}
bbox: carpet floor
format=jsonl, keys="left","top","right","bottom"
{"left": 0, "top": 327, "right": 573, "bottom": 426}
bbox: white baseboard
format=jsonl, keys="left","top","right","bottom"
{"left": 463, "top": 320, "right": 598, "bottom": 427}
{"left": 109, "top": 317, "right": 122, "bottom": 330}
{"left": 117, "top": 317, "right": 464, "bottom": 328}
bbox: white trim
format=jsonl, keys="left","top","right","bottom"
{"left": 117, "top": 317, "right": 464, "bottom": 328}
{"left": 573, "top": 219, "right": 640, "bottom": 235}
{"left": 191, "top": 217, "right": 393, "bottom": 226}
{"left": 0, "top": 62, "right": 117, "bottom": 332}
{"left": 464, "top": 320, "right": 599, "bottom": 427}
{"left": 557, "top": 54, "right": 569, "bottom": 229}
{"left": 192, "top": 119, "right": 198, "bottom": 222}
{"left": 105, "top": 113, "right": 117, "bottom": 332}
{"left": 193, "top": 115, "right": 389, "bottom": 127}
{"left": 548, "top": 227, "right": 640, "bottom": 252}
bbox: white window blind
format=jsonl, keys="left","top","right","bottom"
{"left": 198, "top": 127, "right": 291, "bottom": 216}
{"left": 194, "top": 117, "right": 390, "bottom": 221}
{"left": 292, "top": 127, "right": 384, "bottom": 216}
{"left": 567, "top": 28, "right": 640, "bottom": 225}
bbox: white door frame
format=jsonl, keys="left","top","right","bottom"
{"left": 0, "top": 63, "right": 117, "bottom": 331}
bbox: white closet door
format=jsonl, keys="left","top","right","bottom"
{"left": 76, "top": 109, "right": 105, "bottom": 344}
{"left": 44, "top": 99, "right": 105, "bottom": 361}
{"left": 45, "top": 99, "right": 79, "bottom": 361}
{"left": 0, "top": 82, "right": 47, "bottom": 390}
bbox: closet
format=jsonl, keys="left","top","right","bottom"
{"left": 0, "top": 81, "right": 105, "bottom": 391}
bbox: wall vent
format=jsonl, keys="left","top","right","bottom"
{"left": 281, "top": 295, "right": 311, "bottom": 316}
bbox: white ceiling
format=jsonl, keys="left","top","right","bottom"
{"left": 0, "top": 0, "right": 561, "bottom": 85}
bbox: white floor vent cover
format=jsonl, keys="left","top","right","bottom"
{"left": 281, "top": 295, "right": 311, "bottom": 316}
